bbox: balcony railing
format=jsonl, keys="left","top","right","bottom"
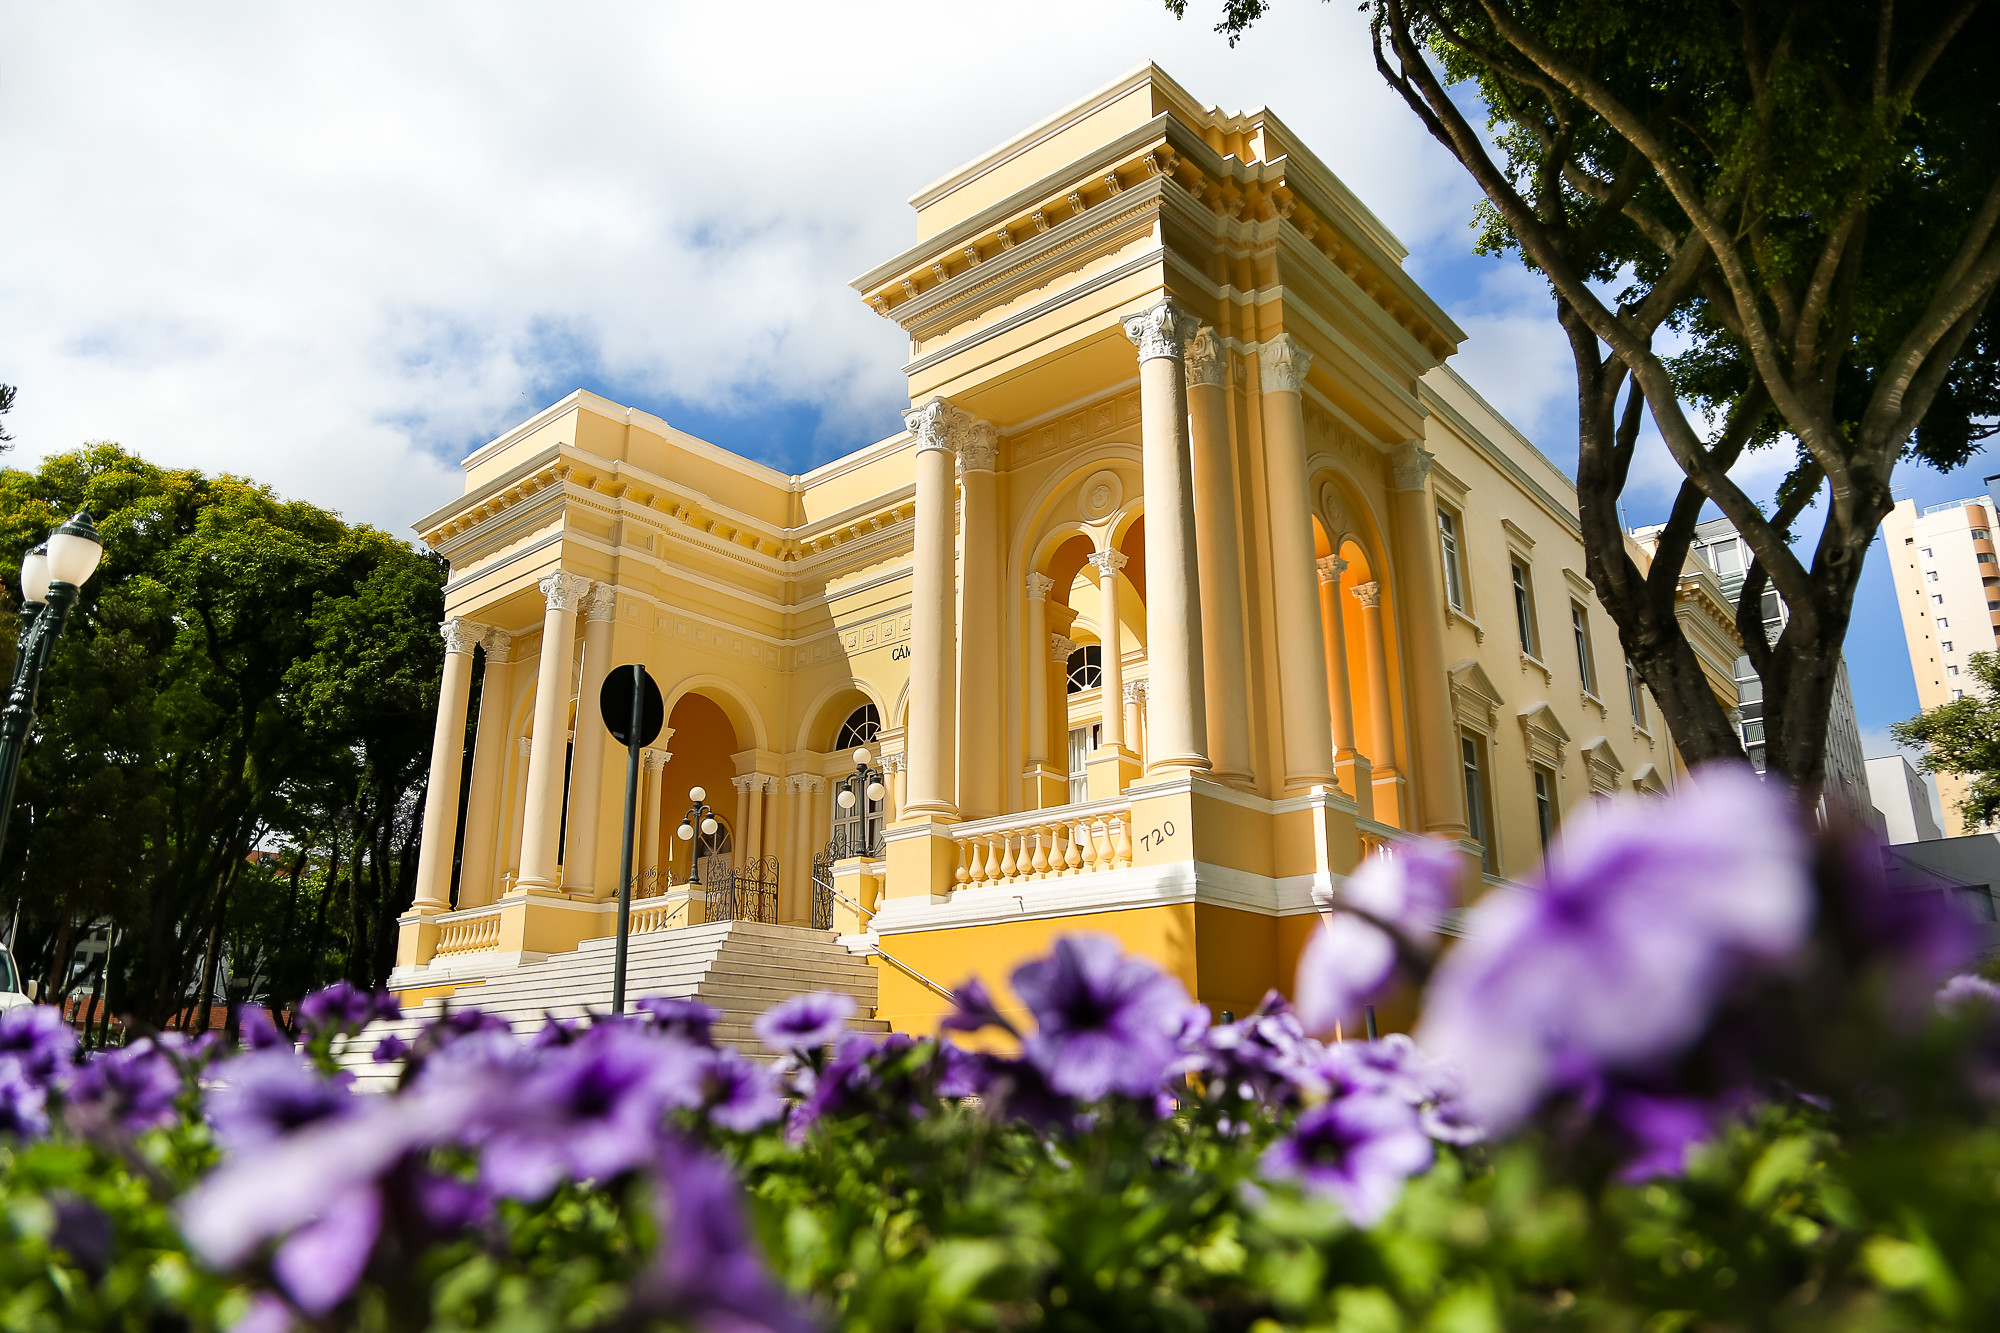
{"left": 1354, "top": 817, "right": 1411, "bottom": 861}
{"left": 432, "top": 905, "right": 503, "bottom": 958}
{"left": 950, "top": 798, "right": 1135, "bottom": 889}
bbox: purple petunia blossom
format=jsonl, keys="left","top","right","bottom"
{"left": 271, "top": 1184, "right": 380, "bottom": 1315}
{"left": 934, "top": 1040, "right": 991, "bottom": 1099}
{"left": 755, "top": 991, "right": 856, "bottom": 1054}
{"left": 1317, "top": 1035, "right": 1486, "bottom": 1146}
{"left": 474, "top": 1024, "right": 702, "bottom": 1199}
{"left": 939, "top": 976, "right": 1018, "bottom": 1037}
{"left": 237, "top": 1007, "right": 291, "bottom": 1052}
{"left": 205, "top": 1050, "right": 355, "bottom": 1152}
{"left": 636, "top": 996, "right": 720, "bottom": 1047}
{"left": 297, "top": 983, "right": 401, "bottom": 1038}
{"left": 1202, "top": 993, "right": 1324, "bottom": 1106}
{"left": 699, "top": 1047, "right": 786, "bottom": 1133}
{"left": 1417, "top": 766, "right": 1813, "bottom": 1131}
{"left": 1938, "top": 973, "right": 2000, "bottom": 1015}
{"left": 229, "top": 1293, "right": 297, "bottom": 1333}
{"left": 67, "top": 1037, "right": 186, "bottom": 1131}
{"left": 0, "top": 1004, "right": 76, "bottom": 1084}
{"left": 0, "top": 1055, "right": 50, "bottom": 1138}
{"left": 1611, "top": 1091, "right": 1713, "bottom": 1182}
{"left": 1261, "top": 1091, "right": 1434, "bottom": 1226}
{"left": 1345, "top": 836, "right": 1463, "bottom": 938}
{"left": 1011, "top": 935, "right": 1193, "bottom": 1101}
{"left": 1293, "top": 914, "right": 1397, "bottom": 1039}
{"left": 371, "top": 1033, "right": 410, "bottom": 1064}
{"left": 631, "top": 1138, "right": 817, "bottom": 1333}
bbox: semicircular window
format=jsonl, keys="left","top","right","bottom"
{"left": 834, "top": 704, "right": 881, "bottom": 751}
{"left": 1066, "top": 645, "right": 1103, "bottom": 695}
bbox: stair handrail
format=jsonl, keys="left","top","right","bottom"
{"left": 818, "top": 883, "right": 955, "bottom": 1003}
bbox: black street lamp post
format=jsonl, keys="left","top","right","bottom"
{"left": 834, "top": 746, "right": 886, "bottom": 856}
{"left": 0, "top": 512, "right": 104, "bottom": 865}
{"left": 675, "top": 788, "right": 721, "bottom": 882}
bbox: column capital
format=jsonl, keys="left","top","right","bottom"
{"left": 583, "top": 581, "right": 618, "bottom": 622}
{"left": 1050, "top": 633, "right": 1077, "bottom": 664}
{"left": 731, "top": 774, "right": 756, "bottom": 793}
{"left": 880, "top": 752, "right": 906, "bottom": 772}
{"left": 957, "top": 421, "right": 999, "bottom": 472}
{"left": 539, "top": 570, "right": 592, "bottom": 613}
{"left": 440, "top": 617, "right": 481, "bottom": 656}
{"left": 1351, "top": 580, "right": 1383, "bottom": 609}
{"left": 1025, "top": 571, "right": 1056, "bottom": 601}
{"left": 904, "top": 396, "right": 992, "bottom": 458}
{"left": 1122, "top": 299, "right": 1202, "bottom": 362}
{"left": 1123, "top": 679, "right": 1149, "bottom": 705}
{"left": 1390, "top": 441, "right": 1435, "bottom": 492}
{"left": 1087, "top": 549, "right": 1129, "bottom": 578}
{"left": 481, "top": 627, "right": 515, "bottom": 663}
{"left": 1316, "top": 554, "right": 1348, "bottom": 585}
{"left": 1258, "top": 333, "right": 1313, "bottom": 395}
{"left": 1185, "top": 326, "right": 1225, "bottom": 388}
{"left": 642, "top": 748, "right": 672, "bottom": 772}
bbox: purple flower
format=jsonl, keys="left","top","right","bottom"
{"left": 1938, "top": 973, "right": 2000, "bottom": 1015}
{"left": 297, "top": 983, "right": 400, "bottom": 1037}
{"left": 788, "top": 1032, "right": 927, "bottom": 1135}
{"left": 1611, "top": 1091, "right": 1713, "bottom": 1182}
{"left": 238, "top": 1007, "right": 291, "bottom": 1051}
{"left": 1418, "top": 766, "right": 1813, "bottom": 1131}
{"left": 206, "top": 1050, "right": 355, "bottom": 1151}
{"left": 371, "top": 1033, "right": 410, "bottom": 1064}
{"left": 1346, "top": 837, "right": 1463, "bottom": 938}
{"left": 475, "top": 1025, "right": 702, "bottom": 1199}
{"left": 1262, "top": 1092, "right": 1434, "bottom": 1226}
{"left": 1202, "top": 994, "right": 1324, "bottom": 1106}
{"left": 229, "top": 1293, "right": 297, "bottom": 1333}
{"left": 1293, "top": 914, "right": 1397, "bottom": 1039}
{"left": 755, "top": 991, "right": 856, "bottom": 1054}
{"left": 1011, "top": 935, "right": 1193, "bottom": 1101}
{"left": 1316, "top": 1035, "right": 1486, "bottom": 1146}
{"left": 939, "top": 976, "right": 1018, "bottom": 1037}
{"left": 934, "top": 1041, "right": 991, "bottom": 1099}
{"left": 67, "top": 1038, "right": 186, "bottom": 1131}
{"left": 0, "top": 1055, "right": 50, "bottom": 1138}
{"left": 0, "top": 1004, "right": 76, "bottom": 1084}
{"left": 49, "top": 1193, "right": 113, "bottom": 1278}
{"left": 421, "top": 1005, "right": 511, "bottom": 1049}
{"left": 631, "top": 1138, "right": 817, "bottom": 1333}
{"left": 636, "top": 996, "right": 720, "bottom": 1047}
{"left": 271, "top": 1184, "right": 380, "bottom": 1315}
{"left": 699, "top": 1047, "right": 785, "bottom": 1132}
{"left": 977, "top": 1053, "right": 1089, "bottom": 1133}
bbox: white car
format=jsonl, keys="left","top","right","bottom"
{"left": 0, "top": 946, "right": 31, "bottom": 1013}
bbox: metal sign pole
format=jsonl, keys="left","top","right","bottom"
{"left": 611, "top": 665, "right": 645, "bottom": 1015}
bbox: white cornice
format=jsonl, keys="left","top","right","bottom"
{"left": 867, "top": 859, "right": 1336, "bottom": 937}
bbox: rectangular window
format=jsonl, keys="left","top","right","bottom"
{"left": 1437, "top": 507, "right": 1466, "bottom": 611}
{"left": 1980, "top": 553, "right": 1996, "bottom": 565}
{"left": 1626, "top": 662, "right": 1646, "bottom": 728}
{"left": 1949, "top": 665, "right": 1960, "bottom": 676}
{"left": 1923, "top": 546, "right": 1934, "bottom": 556}
{"left": 1944, "top": 641, "right": 1955, "bottom": 652}
{"left": 1954, "top": 689, "right": 1966, "bottom": 701}
{"left": 1977, "top": 529, "right": 1992, "bottom": 540}
{"left": 1461, "top": 734, "right": 1493, "bottom": 872}
{"left": 1066, "top": 724, "right": 1100, "bottom": 804}
{"left": 1935, "top": 594, "right": 1946, "bottom": 604}
{"left": 1532, "top": 767, "right": 1556, "bottom": 852}
{"left": 1940, "top": 616, "right": 1951, "bottom": 628}
{"left": 1511, "top": 560, "right": 1539, "bottom": 657}
{"left": 1571, "top": 602, "right": 1597, "bottom": 695}
{"left": 1929, "top": 570, "right": 1941, "bottom": 581}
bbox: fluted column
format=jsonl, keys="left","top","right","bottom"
{"left": 1352, "top": 581, "right": 1399, "bottom": 822}
{"left": 564, "top": 583, "right": 616, "bottom": 896}
{"left": 1318, "top": 556, "right": 1373, "bottom": 816}
{"left": 785, "top": 774, "right": 813, "bottom": 923}
{"left": 513, "top": 571, "right": 591, "bottom": 896}
{"left": 1259, "top": 335, "right": 1337, "bottom": 789}
{"left": 746, "top": 774, "right": 768, "bottom": 872}
{"left": 1123, "top": 679, "right": 1148, "bottom": 764}
{"left": 956, "top": 426, "right": 1002, "bottom": 819}
{"left": 903, "top": 398, "right": 963, "bottom": 820}
{"left": 1186, "top": 327, "right": 1254, "bottom": 784}
{"left": 732, "top": 776, "right": 753, "bottom": 870}
{"left": 411, "top": 618, "right": 480, "bottom": 912}
{"left": 1089, "top": 549, "right": 1128, "bottom": 751}
{"left": 1123, "top": 300, "right": 1210, "bottom": 774}
{"left": 879, "top": 755, "right": 902, "bottom": 824}
{"left": 1023, "top": 572, "right": 1060, "bottom": 807}
{"left": 457, "top": 629, "right": 514, "bottom": 910}
{"left": 639, "top": 748, "right": 668, "bottom": 886}
{"left": 1387, "top": 442, "right": 1469, "bottom": 838}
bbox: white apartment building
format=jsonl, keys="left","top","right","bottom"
{"left": 1867, "top": 753, "right": 1945, "bottom": 844}
{"left": 1881, "top": 497, "right": 2000, "bottom": 836}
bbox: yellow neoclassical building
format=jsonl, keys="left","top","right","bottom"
{"left": 388, "top": 66, "right": 1727, "bottom": 1034}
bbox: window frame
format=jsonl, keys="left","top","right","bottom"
{"left": 1064, "top": 645, "right": 1103, "bottom": 696}
{"left": 1437, "top": 505, "right": 1467, "bottom": 612}
{"left": 1626, "top": 661, "right": 1647, "bottom": 732}
{"left": 1511, "top": 559, "right": 1541, "bottom": 659}
{"left": 1461, "top": 732, "right": 1494, "bottom": 873}
{"left": 1532, "top": 765, "right": 1557, "bottom": 852}
{"left": 1570, "top": 600, "right": 1598, "bottom": 697}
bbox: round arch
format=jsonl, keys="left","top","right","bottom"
{"left": 793, "top": 676, "right": 889, "bottom": 753}
{"left": 659, "top": 673, "right": 768, "bottom": 753}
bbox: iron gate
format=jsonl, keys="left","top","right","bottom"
{"left": 706, "top": 855, "right": 779, "bottom": 924}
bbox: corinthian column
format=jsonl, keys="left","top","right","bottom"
{"left": 1387, "top": 442, "right": 1469, "bottom": 839}
{"left": 563, "top": 583, "right": 617, "bottom": 897}
{"left": 956, "top": 425, "right": 1002, "bottom": 819}
{"left": 1123, "top": 300, "right": 1210, "bottom": 775}
{"left": 1088, "top": 549, "right": 1129, "bottom": 752}
{"left": 410, "top": 618, "right": 480, "bottom": 912}
{"left": 457, "top": 629, "right": 513, "bottom": 910}
{"left": 1186, "top": 327, "right": 1254, "bottom": 785}
{"left": 1258, "top": 334, "right": 1337, "bottom": 789}
{"left": 1318, "top": 556, "right": 1372, "bottom": 816}
{"left": 512, "top": 570, "right": 591, "bottom": 896}
{"left": 903, "top": 397, "right": 962, "bottom": 820}
{"left": 1023, "top": 572, "right": 1062, "bottom": 807}
{"left": 639, "top": 747, "right": 669, "bottom": 887}
{"left": 1352, "top": 580, "right": 1400, "bottom": 824}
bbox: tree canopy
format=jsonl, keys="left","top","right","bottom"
{"left": 0, "top": 443, "right": 447, "bottom": 1029}
{"left": 1892, "top": 649, "right": 2000, "bottom": 829}
{"left": 1172, "top": 0, "right": 2000, "bottom": 791}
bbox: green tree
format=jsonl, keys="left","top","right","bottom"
{"left": 1172, "top": 0, "right": 2000, "bottom": 792}
{"left": 1892, "top": 649, "right": 2000, "bottom": 827}
{"left": 0, "top": 443, "right": 445, "bottom": 1027}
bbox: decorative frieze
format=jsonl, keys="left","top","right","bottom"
{"left": 1010, "top": 389, "right": 1142, "bottom": 466}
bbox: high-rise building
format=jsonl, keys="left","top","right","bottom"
{"left": 1881, "top": 497, "right": 2000, "bottom": 835}
{"left": 1867, "top": 754, "right": 1945, "bottom": 844}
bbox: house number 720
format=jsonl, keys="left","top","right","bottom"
{"left": 1138, "top": 820, "right": 1176, "bottom": 852}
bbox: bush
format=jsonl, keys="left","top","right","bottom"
{"left": 4, "top": 766, "right": 2000, "bottom": 1331}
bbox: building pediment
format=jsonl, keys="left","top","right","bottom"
{"left": 1448, "top": 658, "right": 1505, "bottom": 731}
{"left": 1518, "top": 702, "right": 1571, "bottom": 768}
{"left": 1580, "top": 736, "right": 1626, "bottom": 793}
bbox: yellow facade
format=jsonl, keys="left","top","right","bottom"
{"left": 390, "top": 66, "right": 1717, "bottom": 1027}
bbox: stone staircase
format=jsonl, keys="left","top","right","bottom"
{"left": 337, "top": 920, "right": 886, "bottom": 1086}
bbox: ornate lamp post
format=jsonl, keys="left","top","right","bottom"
{"left": 675, "top": 786, "right": 721, "bottom": 883}
{"left": 0, "top": 511, "right": 104, "bottom": 864}
{"left": 834, "top": 746, "right": 886, "bottom": 856}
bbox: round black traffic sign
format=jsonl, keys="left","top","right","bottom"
{"left": 599, "top": 665, "right": 665, "bottom": 747}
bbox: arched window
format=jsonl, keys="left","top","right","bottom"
{"left": 834, "top": 704, "right": 880, "bottom": 751}
{"left": 1065, "top": 645, "right": 1102, "bottom": 695}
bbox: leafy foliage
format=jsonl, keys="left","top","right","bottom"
{"left": 1892, "top": 649, "right": 2000, "bottom": 827}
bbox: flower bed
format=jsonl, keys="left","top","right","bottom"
{"left": 4, "top": 767, "right": 2000, "bottom": 1330}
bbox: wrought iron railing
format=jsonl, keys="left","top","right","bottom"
{"left": 705, "top": 856, "right": 779, "bottom": 925}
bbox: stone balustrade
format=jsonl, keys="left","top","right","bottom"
{"left": 432, "top": 906, "right": 503, "bottom": 958}
{"left": 950, "top": 801, "right": 1135, "bottom": 889}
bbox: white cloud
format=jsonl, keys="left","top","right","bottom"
{"left": 1, "top": 0, "right": 1499, "bottom": 537}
